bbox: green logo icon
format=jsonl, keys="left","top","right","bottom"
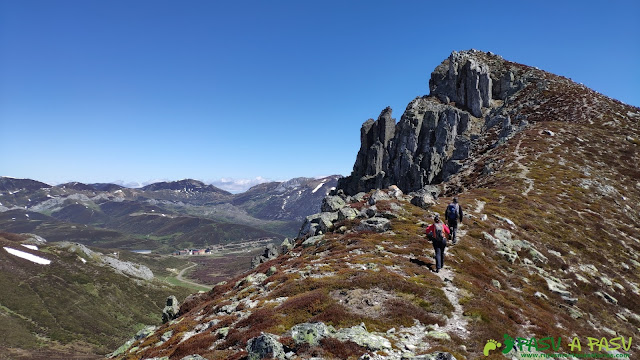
{"left": 483, "top": 339, "right": 502, "bottom": 356}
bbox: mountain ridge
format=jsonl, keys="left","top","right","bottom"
{"left": 109, "top": 50, "right": 640, "bottom": 360}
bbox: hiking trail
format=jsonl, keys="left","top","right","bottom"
{"left": 514, "top": 138, "right": 535, "bottom": 196}
{"left": 434, "top": 226, "right": 469, "bottom": 339}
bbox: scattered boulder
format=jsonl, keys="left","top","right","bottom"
{"left": 426, "top": 330, "right": 451, "bottom": 341}
{"left": 246, "top": 333, "right": 285, "bottom": 360}
{"left": 545, "top": 278, "right": 571, "bottom": 298}
{"left": 338, "top": 206, "right": 359, "bottom": 221}
{"left": 180, "top": 355, "right": 207, "bottom": 360}
{"left": 299, "top": 212, "right": 339, "bottom": 237}
{"left": 280, "top": 238, "right": 294, "bottom": 253}
{"left": 162, "top": 296, "right": 180, "bottom": 323}
{"left": 368, "top": 190, "right": 391, "bottom": 205}
{"left": 334, "top": 323, "right": 392, "bottom": 351}
{"left": 388, "top": 185, "right": 403, "bottom": 199}
{"left": 356, "top": 217, "right": 391, "bottom": 233}
{"left": 251, "top": 243, "right": 280, "bottom": 268}
{"left": 302, "top": 235, "right": 325, "bottom": 248}
{"left": 410, "top": 192, "right": 436, "bottom": 209}
{"left": 595, "top": 291, "right": 618, "bottom": 305}
{"left": 321, "top": 195, "right": 347, "bottom": 212}
{"left": 266, "top": 266, "right": 277, "bottom": 277}
{"left": 410, "top": 352, "right": 458, "bottom": 360}
{"left": 291, "top": 322, "right": 332, "bottom": 346}
{"left": 107, "top": 325, "right": 156, "bottom": 358}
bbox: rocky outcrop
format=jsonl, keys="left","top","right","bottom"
{"left": 251, "top": 243, "right": 280, "bottom": 268}
{"left": 162, "top": 295, "right": 180, "bottom": 324}
{"left": 57, "top": 242, "right": 154, "bottom": 280}
{"left": 429, "top": 51, "right": 492, "bottom": 117}
{"left": 246, "top": 333, "right": 285, "bottom": 360}
{"left": 337, "top": 50, "right": 537, "bottom": 195}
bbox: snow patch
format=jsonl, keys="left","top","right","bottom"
{"left": 3, "top": 247, "right": 51, "bottom": 265}
{"left": 21, "top": 244, "right": 38, "bottom": 251}
{"left": 312, "top": 182, "right": 326, "bottom": 194}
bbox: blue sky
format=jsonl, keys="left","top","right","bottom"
{"left": 1, "top": 1, "right": 639, "bottom": 191}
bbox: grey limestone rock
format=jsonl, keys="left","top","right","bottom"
{"left": 291, "top": 322, "right": 333, "bottom": 346}
{"left": 429, "top": 51, "right": 492, "bottom": 117}
{"left": 410, "top": 191, "right": 436, "bottom": 210}
{"left": 162, "top": 295, "right": 180, "bottom": 324}
{"left": 337, "top": 97, "right": 476, "bottom": 195}
{"left": 280, "top": 238, "right": 294, "bottom": 253}
{"left": 368, "top": 189, "right": 391, "bottom": 205}
{"left": 251, "top": 243, "right": 280, "bottom": 268}
{"left": 247, "top": 333, "right": 286, "bottom": 360}
{"left": 302, "top": 235, "right": 325, "bottom": 248}
{"left": 336, "top": 50, "right": 531, "bottom": 196}
{"left": 321, "top": 195, "right": 347, "bottom": 212}
{"left": 180, "top": 355, "right": 207, "bottom": 360}
{"left": 410, "top": 352, "right": 458, "bottom": 360}
{"left": 298, "top": 212, "right": 339, "bottom": 237}
{"left": 334, "top": 323, "right": 392, "bottom": 351}
{"left": 338, "top": 206, "right": 359, "bottom": 221}
{"left": 356, "top": 217, "right": 391, "bottom": 233}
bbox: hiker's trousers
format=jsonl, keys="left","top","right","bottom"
{"left": 448, "top": 220, "right": 458, "bottom": 242}
{"left": 433, "top": 242, "right": 446, "bottom": 270}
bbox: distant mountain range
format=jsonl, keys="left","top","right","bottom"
{"left": 0, "top": 175, "right": 340, "bottom": 252}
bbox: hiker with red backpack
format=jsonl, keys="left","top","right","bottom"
{"left": 425, "top": 214, "right": 450, "bottom": 273}
{"left": 444, "top": 197, "right": 463, "bottom": 244}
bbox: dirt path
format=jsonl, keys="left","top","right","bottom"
{"left": 175, "top": 262, "right": 211, "bottom": 290}
{"left": 434, "top": 227, "right": 469, "bottom": 339}
{"left": 514, "top": 138, "right": 535, "bottom": 196}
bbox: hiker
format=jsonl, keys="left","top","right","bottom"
{"left": 425, "top": 214, "right": 450, "bottom": 273}
{"left": 444, "top": 197, "right": 463, "bottom": 244}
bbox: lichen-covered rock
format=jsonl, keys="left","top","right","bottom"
{"left": 298, "top": 212, "right": 338, "bottom": 237}
{"left": 162, "top": 296, "right": 179, "bottom": 323}
{"left": 338, "top": 206, "right": 359, "bottom": 221}
{"left": 410, "top": 192, "right": 436, "bottom": 210}
{"left": 291, "top": 322, "right": 333, "bottom": 346}
{"left": 410, "top": 352, "right": 458, "bottom": 360}
{"left": 356, "top": 217, "right": 391, "bottom": 233}
{"left": 107, "top": 325, "right": 156, "bottom": 358}
{"left": 302, "top": 235, "right": 325, "bottom": 248}
{"left": 280, "top": 238, "right": 294, "bottom": 253}
{"left": 251, "top": 243, "right": 280, "bottom": 268}
{"left": 179, "top": 355, "right": 206, "bottom": 360}
{"left": 246, "top": 333, "right": 285, "bottom": 360}
{"left": 334, "top": 323, "right": 392, "bottom": 351}
{"left": 321, "top": 195, "right": 347, "bottom": 212}
{"left": 368, "top": 190, "right": 391, "bottom": 205}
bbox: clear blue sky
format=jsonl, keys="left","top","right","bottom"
{"left": 1, "top": 1, "right": 639, "bottom": 191}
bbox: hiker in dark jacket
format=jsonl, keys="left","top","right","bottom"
{"left": 425, "top": 214, "right": 450, "bottom": 273}
{"left": 444, "top": 197, "right": 463, "bottom": 244}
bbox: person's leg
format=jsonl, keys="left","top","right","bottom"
{"left": 435, "top": 245, "right": 443, "bottom": 271}
{"left": 449, "top": 220, "right": 458, "bottom": 243}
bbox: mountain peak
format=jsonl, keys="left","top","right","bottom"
{"left": 337, "top": 49, "right": 639, "bottom": 196}
{"left": 141, "top": 179, "right": 231, "bottom": 195}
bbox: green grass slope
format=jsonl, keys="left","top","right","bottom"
{"left": 0, "top": 233, "right": 195, "bottom": 359}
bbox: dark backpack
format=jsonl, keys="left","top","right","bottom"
{"left": 434, "top": 223, "right": 446, "bottom": 245}
{"left": 446, "top": 203, "right": 459, "bottom": 222}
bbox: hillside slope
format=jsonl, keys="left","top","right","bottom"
{"left": 110, "top": 50, "right": 639, "bottom": 360}
{"left": 0, "top": 233, "right": 195, "bottom": 360}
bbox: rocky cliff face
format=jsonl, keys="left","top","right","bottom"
{"left": 338, "top": 50, "right": 551, "bottom": 195}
